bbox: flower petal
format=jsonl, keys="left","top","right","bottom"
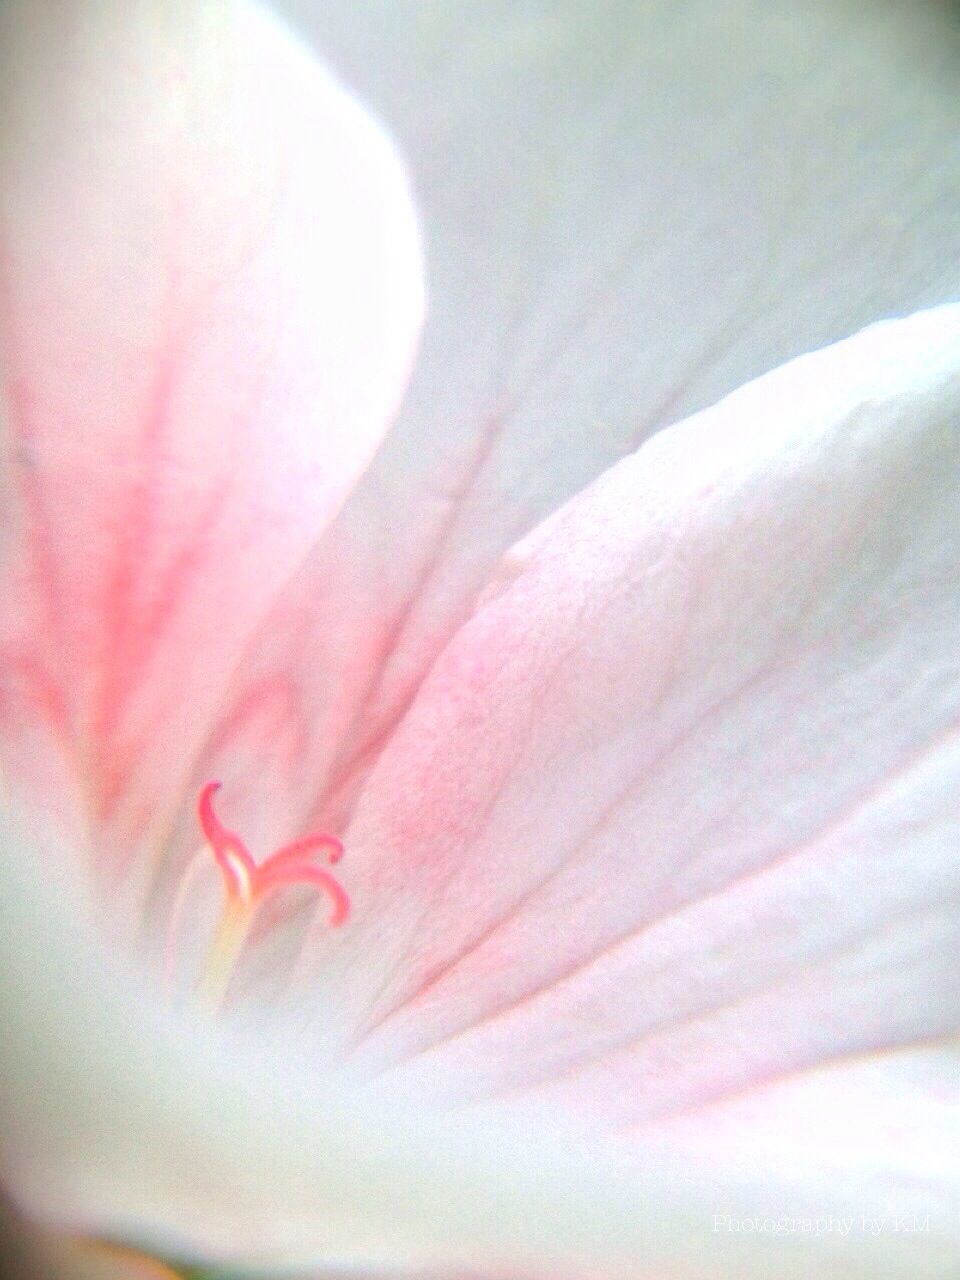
{"left": 1, "top": 806, "right": 955, "bottom": 1279}
{"left": 285, "top": 304, "right": 960, "bottom": 1155}
{"left": 647, "top": 1039, "right": 960, "bottom": 1186}
{"left": 642, "top": 1042, "right": 960, "bottom": 1267}
{"left": 199, "top": 0, "right": 960, "bottom": 841}
{"left": 0, "top": 1, "right": 423, "bottom": 868}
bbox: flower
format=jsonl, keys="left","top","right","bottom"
{"left": 1, "top": 1, "right": 958, "bottom": 1277}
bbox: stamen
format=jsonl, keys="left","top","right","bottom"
{"left": 196, "top": 896, "right": 254, "bottom": 1008}
{"left": 263, "top": 831, "right": 344, "bottom": 871}
{"left": 197, "top": 781, "right": 256, "bottom": 901}
{"left": 190, "top": 781, "right": 349, "bottom": 1007}
{"left": 255, "top": 859, "right": 350, "bottom": 924}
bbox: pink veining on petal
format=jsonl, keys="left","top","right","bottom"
{"left": 0, "top": 2, "right": 425, "bottom": 879}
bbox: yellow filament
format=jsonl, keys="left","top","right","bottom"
{"left": 195, "top": 895, "right": 255, "bottom": 1009}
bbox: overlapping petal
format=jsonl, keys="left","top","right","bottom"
{"left": 196, "top": 0, "right": 960, "bottom": 843}
{"left": 0, "top": 2, "right": 956, "bottom": 1277}
{"left": 283, "top": 307, "right": 960, "bottom": 1228}
{"left": 3, "top": 307, "right": 958, "bottom": 1279}
{"left": 0, "top": 0, "right": 423, "bottom": 880}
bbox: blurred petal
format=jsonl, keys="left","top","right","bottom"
{"left": 0, "top": 1, "right": 423, "bottom": 870}
{"left": 204, "top": 0, "right": 960, "bottom": 837}
{"left": 57, "top": 1243, "right": 181, "bottom": 1280}
{"left": 286, "top": 305, "right": 960, "bottom": 1151}
{"left": 1, "top": 808, "right": 955, "bottom": 1280}
{"left": 0, "top": 1193, "right": 180, "bottom": 1279}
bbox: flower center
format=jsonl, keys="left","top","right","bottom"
{"left": 190, "top": 780, "right": 349, "bottom": 1007}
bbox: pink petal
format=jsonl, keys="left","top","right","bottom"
{"left": 189, "top": 0, "right": 960, "bottom": 846}
{"left": 0, "top": 3, "right": 423, "bottom": 870}
{"left": 286, "top": 306, "right": 960, "bottom": 1144}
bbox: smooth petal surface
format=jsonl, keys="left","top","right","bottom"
{"left": 648, "top": 1040, "right": 960, "bottom": 1185}
{"left": 288, "top": 307, "right": 960, "bottom": 1199}
{"left": 0, "top": 1, "right": 423, "bottom": 875}
{"left": 0, "top": 807, "right": 953, "bottom": 1280}
{"left": 199, "top": 0, "right": 960, "bottom": 842}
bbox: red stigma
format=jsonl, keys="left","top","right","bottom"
{"left": 197, "top": 781, "right": 350, "bottom": 925}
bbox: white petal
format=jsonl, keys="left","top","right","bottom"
{"left": 207, "top": 0, "right": 960, "bottom": 838}
{"left": 270, "top": 308, "right": 960, "bottom": 1279}
{"left": 2, "top": 805, "right": 955, "bottom": 1278}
